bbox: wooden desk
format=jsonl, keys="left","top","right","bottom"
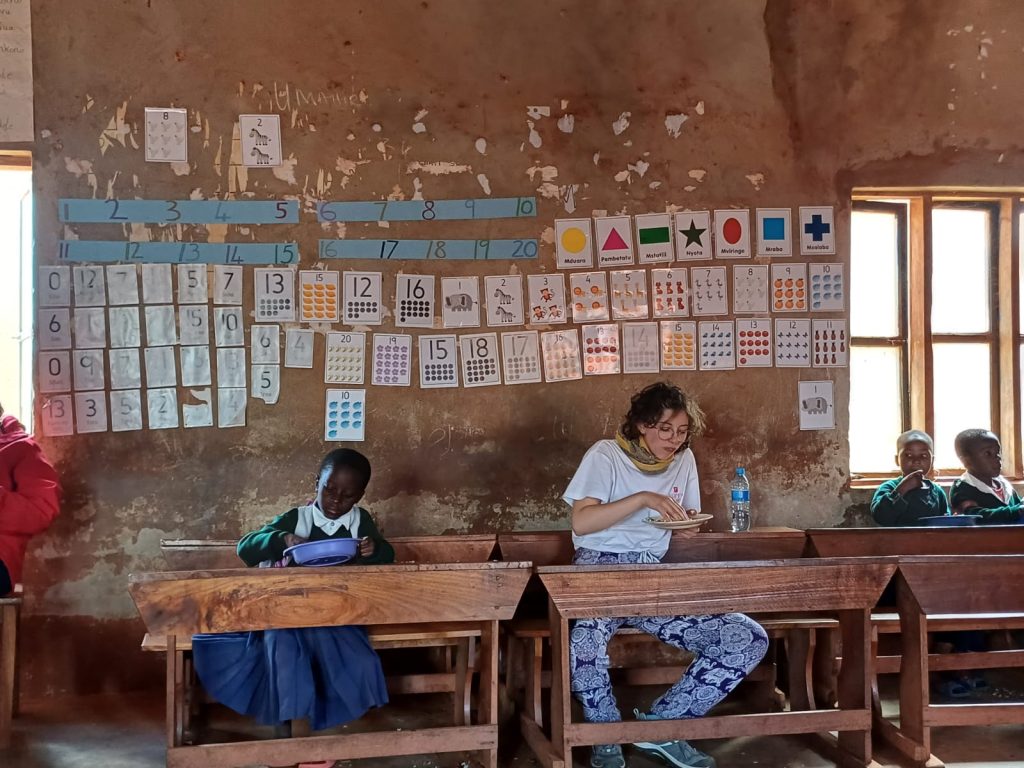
{"left": 129, "top": 562, "right": 529, "bottom": 768}
{"left": 806, "top": 526, "right": 1024, "bottom": 558}
{"left": 531, "top": 558, "right": 894, "bottom": 768}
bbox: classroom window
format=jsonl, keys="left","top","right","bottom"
{"left": 0, "top": 156, "right": 34, "bottom": 429}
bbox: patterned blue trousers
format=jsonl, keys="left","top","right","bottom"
{"left": 569, "top": 548, "right": 769, "bottom": 722}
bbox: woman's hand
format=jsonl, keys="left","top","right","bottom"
{"left": 283, "top": 533, "right": 307, "bottom": 549}
{"left": 359, "top": 537, "right": 376, "bottom": 557}
{"left": 643, "top": 492, "right": 690, "bottom": 521}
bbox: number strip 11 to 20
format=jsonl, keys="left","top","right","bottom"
{"left": 319, "top": 239, "right": 539, "bottom": 260}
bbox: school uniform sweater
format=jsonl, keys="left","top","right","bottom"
{"left": 949, "top": 473, "right": 1023, "bottom": 524}
{"left": 870, "top": 478, "right": 949, "bottom": 526}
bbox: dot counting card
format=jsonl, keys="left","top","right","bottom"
{"left": 250, "top": 325, "right": 281, "bottom": 364}
{"left": 214, "top": 266, "right": 244, "bottom": 305}
{"left": 651, "top": 268, "right": 689, "bottom": 318}
{"left": 41, "top": 396, "right": 74, "bottom": 437}
{"left": 75, "top": 391, "right": 108, "bottom": 434}
{"left": 418, "top": 334, "right": 459, "bottom": 389}
{"left": 771, "top": 263, "right": 808, "bottom": 313}
{"left": 325, "top": 389, "right": 365, "bottom": 442}
{"left": 255, "top": 268, "right": 296, "bottom": 322}
{"left": 809, "top": 263, "right": 845, "bottom": 312}
{"left": 622, "top": 322, "right": 660, "bottom": 374}
{"left": 691, "top": 267, "right": 729, "bottom": 316}
{"left": 581, "top": 323, "right": 621, "bottom": 376}
{"left": 217, "top": 347, "right": 247, "bottom": 389}
{"left": 541, "top": 329, "right": 583, "bottom": 382}
{"left": 141, "top": 264, "right": 173, "bottom": 304}
{"left": 146, "top": 346, "right": 178, "bottom": 388}
{"left": 73, "top": 349, "right": 106, "bottom": 391}
{"left": 73, "top": 266, "right": 106, "bottom": 307}
{"left": 145, "top": 107, "right": 188, "bottom": 163}
{"left": 109, "top": 348, "right": 142, "bottom": 390}
{"left": 395, "top": 274, "right": 436, "bottom": 328}
{"left": 441, "top": 277, "right": 481, "bottom": 329}
{"left": 110, "top": 390, "right": 144, "bottom": 432}
{"left": 775, "top": 318, "right": 811, "bottom": 367}
{"left": 485, "top": 275, "right": 525, "bottom": 327}
{"left": 610, "top": 270, "right": 649, "bottom": 320}
{"left": 147, "top": 388, "right": 180, "bottom": 430}
{"left": 459, "top": 333, "right": 501, "bottom": 387}
{"left": 812, "top": 319, "right": 848, "bottom": 368}
{"left": 39, "top": 308, "right": 71, "bottom": 350}
{"left": 38, "top": 351, "right": 71, "bottom": 393}
{"left": 736, "top": 319, "right": 773, "bottom": 368}
{"left": 39, "top": 266, "right": 71, "bottom": 307}
{"left": 698, "top": 320, "right": 735, "bottom": 371}
{"left": 299, "top": 270, "right": 341, "bottom": 323}
{"left": 372, "top": 333, "right": 412, "bottom": 386}
{"left": 343, "top": 271, "right": 383, "bottom": 325}
{"left": 176, "top": 265, "right": 208, "bottom": 305}
{"left": 178, "top": 305, "right": 209, "bottom": 346}
{"left": 526, "top": 274, "right": 567, "bottom": 325}
{"left": 569, "top": 272, "right": 610, "bottom": 323}
{"left": 732, "top": 265, "right": 769, "bottom": 314}
{"left": 285, "top": 328, "right": 315, "bottom": 369}
{"left": 501, "top": 331, "right": 542, "bottom": 384}
{"left": 106, "top": 265, "right": 139, "bottom": 305}
{"left": 674, "top": 211, "right": 712, "bottom": 261}
{"left": 179, "top": 345, "right": 211, "bottom": 387}
{"left": 555, "top": 218, "right": 595, "bottom": 269}
{"left": 325, "top": 331, "right": 366, "bottom": 385}
{"left": 659, "top": 321, "right": 697, "bottom": 371}
{"left": 144, "top": 306, "right": 177, "bottom": 346}
{"left": 109, "top": 307, "right": 141, "bottom": 348}
{"left": 73, "top": 308, "right": 106, "bottom": 349}
{"left": 214, "top": 307, "right": 244, "bottom": 347}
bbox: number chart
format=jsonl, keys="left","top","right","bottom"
{"left": 59, "top": 241, "right": 300, "bottom": 265}
{"left": 317, "top": 196, "right": 536, "bottom": 222}
{"left": 59, "top": 199, "right": 299, "bottom": 224}
{"left": 319, "top": 238, "right": 538, "bottom": 261}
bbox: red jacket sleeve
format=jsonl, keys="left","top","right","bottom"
{"left": 0, "top": 444, "right": 60, "bottom": 536}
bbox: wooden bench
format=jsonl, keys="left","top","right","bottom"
{"left": 0, "top": 584, "right": 22, "bottom": 749}
{"left": 530, "top": 558, "right": 895, "bottom": 768}
{"left": 129, "top": 562, "right": 529, "bottom": 768}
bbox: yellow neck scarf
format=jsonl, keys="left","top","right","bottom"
{"left": 614, "top": 430, "right": 677, "bottom": 473}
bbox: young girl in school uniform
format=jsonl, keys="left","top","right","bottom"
{"left": 192, "top": 449, "right": 392, "bottom": 732}
{"left": 564, "top": 382, "right": 769, "bottom": 768}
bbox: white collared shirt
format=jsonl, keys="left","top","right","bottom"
{"left": 958, "top": 471, "right": 1013, "bottom": 503}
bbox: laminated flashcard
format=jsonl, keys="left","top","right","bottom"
{"left": 484, "top": 275, "right": 525, "bottom": 327}
{"left": 146, "top": 346, "right": 179, "bottom": 388}
{"left": 659, "top": 321, "right": 697, "bottom": 371}
{"left": 41, "top": 396, "right": 74, "bottom": 437}
{"left": 179, "top": 345, "right": 211, "bottom": 387}
{"left": 75, "top": 391, "right": 108, "bottom": 434}
{"left": 809, "top": 263, "right": 845, "bottom": 312}
{"left": 635, "top": 213, "right": 674, "bottom": 264}
{"left": 756, "top": 208, "right": 793, "bottom": 257}
{"left": 217, "top": 347, "right": 247, "bottom": 389}
{"left": 610, "top": 270, "right": 649, "bottom": 320}
{"left": 799, "top": 206, "right": 835, "bottom": 255}
{"left": 178, "top": 305, "right": 209, "bottom": 346}
{"left": 110, "top": 348, "right": 142, "bottom": 390}
{"left": 395, "top": 274, "right": 435, "bottom": 328}
{"left": 183, "top": 388, "right": 214, "bottom": 429}
{"left": 251, "top": 325, "right": 281, "bottom": 364}
{"left": 581, "top": 323, "right": 620, "bottom": 376}
{"left": 109, "top": 307, "right": 141, "bottom": 348}
{"left": 218, "top": 388, "right": 247, "bottom": 428}
{"left": 541, "top": 329, "right": 582, "bottom": 382}
{"left": 775, "top": 318, "right": 811, "bottom": 368}
{"left": 73, "top": 266, "right": 106, "bottom": 306}
{"left": 252, "top": 364, "right": 281, "bottom": 404}
{"left": 526, "top": 274, "right": 567, "bottom": 325}
{"left": 325, "top": 331, "right": 366, "bottom": 385}
{"left": 39, "top": 266, "right": 71, "bottom": 307}
{"left": 343, "top": 271, "right": 383, "bottom": 325}
{"left": 73, "top": 349, "right": 105, "bottom": 391}
{"left": 812, "top": 319, "right": 848, "bottom": 368}
{"left": 144, "top": 305, "right": 177, "bottom": 346}
{"left": 213, "top": 266, "right": 244, "bottom": 305}
{"left": 713, "top": 209, "right": 751, "bottom": 259}
{"left": 255, "top": 268, "right": 296, "bottom": 322}
{"left": 698, "top": 320, "right": 735, "bottom": 371}
{"left": 38, "top": 351, "right": 71, "bottom": 393}
{"left": 419, "top": 334, "right": 459, "bottom": 389}
{"left": 799, "top": 380, "right": 836, "bottom": 430}
{"left": 441, "top": 277, "right": 481, "bottom": 329}
{"left": 147, "top": 388, "right": 180, "bottom": 430}
{"left": 690, "top": 267, "right": 728, "bottom": 316}
{"left": 595, "top": 216, "right": 635, "bottom": 267}
{"left": 372, "top": 333, "right": 412, "bottom": 386}
{"left": 177, "top": 264, "right": 208, "bottom": 305}
{"left": 214, "top": 307, "right": 244, "bottom": 347}
{"left": 501, "top": 331, "right": 542, "bottom": 384}
{"left": 569, "top": 272, "right": 609, "bottom": 323}
{"left": 239, "top": 114, "right": 283, "bottom": 167}
{"left": 141, "top": 264, "right": 173, "bottom": 304}
{"left": 651, "top": 268, "right": 689, "bottom": 318}
{"left": 106, "top": 265, "right": 140, "bottom": 305}
{"left": 674, "top": 211, "right": 711, "bottom": 261}
{"left": 622, "top": 322, "right": 660, "bottom": 374}
{"left": 736, "top": 318, "right": 773, "bottom": 368}
{"left": 299, "top": 269, "right": 341, "bottom": 323}
{"left": 285, "top": 328, "right": 315, "bottom": 369}
{"left": 73, "top": 308, "right": 107, "bottom": 349}
{"left": 771, "top": 263, "right": 808, "bottom": 313}
{"left": 732, "top": 265, "right": 769, "bottom": 314}
{"left": 325, "top": 389, "right": 365, "bottom": 442}
{"left": 38, "top": 308, "right": 71, "bottom": 350}
{"left": 459, "top": 333, "right": 501, "bottom": 387}
{"left": 555, "top": 218, "right": 594, "bottom": 269}
{"left": 145, "top": 107, "right": 187, "bottom": 163}
{"left": 110, "top": 390, "right": 143, "bottom": 432}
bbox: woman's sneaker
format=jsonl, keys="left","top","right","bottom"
{"left": 591, "top": 743, "right": 626, "bottom": 768}
{"left": 632, "top": 710, "right": 716, "bottom": 768}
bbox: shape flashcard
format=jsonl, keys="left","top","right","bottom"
{"left": 73, "top": 266, "right": 106, "bottom": 307}
{"left": 809, "top": 263, "right": 845, "bottom": 312}
{"left": 800, "top": 206, "right": 836, "bottom": 255}
{"left": 250, "top": 325, "right": 281, "bottom": 364}
{"left": 38, "top": 351, "right": 71, "bottom": 393}
{"left": 756, "top": 208, "right": 792, "bottom": 257}
{"left": 581, "top": 323, "right": 621, "bottom": 376}
{"left": 812, "top": 319, "right": 848, "bottom": 368}
{"left": 541, "top": 329, "right": 582, "bottom": 382}
{"left": 141, "top": 264, "right": 173, "bottom": 304}
{"left": 732, "top": 265, "right": 769, "bottom": 314}
{"left": 690, "top": 267, "right": 728, "bottom": 316}
{"left": 145, "top": 107, "right": 187, "bottom": 163}
{"left": 39, "top": 308, "right": 71, "bottom": 351}
{"left": 214, "top": 307, "right": 244, "bottom": 347}
{"left": 299, "top": 270, "right": 340, "bottom": 323}
{"left": 651, "top": 268, "right": 689, "bottom": 318}
{"left": 799, "top": 380, "right": 836, "bottom": 430}
{"left": 771, "top": 263, "right": 808, "bottom": 312}
{"left": 674, "top": 211, "right": 711, "bottom": 261}
{"left": 395, "top": 274, "right": 435, "bottom": 328}
{"left": 325, "top": 331, "right": 366, "bottom": 385}
{"left": 75, "top": 391, "right": 108, "bottom": 434}
{"left": 325, "top": 389, "right": 365, "bottom": 442}
{"left": 484, "top": 275, "right": 525, "bottom": 327}
{"left": 109, "top": 307, "right": 141, "bottom": 348}
{"left": 213, "top": 266, "right": 244, "bottom": 305}
{"left": 73, "top": 350, "right": 105, "bottom": 391}
{"left": 441, "top": 277, "right": 481, "bottom": 329}
{"left": 419, "top": 334, "right": 459, "bottom": 388}
{"left": 713, "top": 209, "right": 751, "bottom": 259}
{"left": 343, "top": 271, "right": 383, "bottom": 325}
{"left": 501, "top": 331, "right": 542, "bottom": 384}
{"left": 595, "top": 216, "right": 636, "bottom": 267}
{"left": 109, "top": 390, "right": 143, "bottom": 433}
{"left": 569, "top": 272, "right": 610, "bottom": 323}
{"left": 526, "top": 274, "right": 567, "bottom": 325}
{"left": 555, "top": 218, "right": 594, "bottom": 269}
{"left": 775, "top": 319, "right": 811, "bottom": 367}
{"left": 39, "top": 266, "right": 71, "bottom": 307}
{"left": 459, "top": 333, "right": 501, "bottom": 387}
{"left": 73, "top": 308, "right": 106, "bottom": 349}
{"left": 610, "top": 270, "right": 649, "bottom": 320}
{"left": 698, "top": 321, "right": 735, "bottom": 370}
{"left": 285, "top": 328, "right": 315, "bottom": 369}
{"left": 106, "top": 265, "right": 139, "bottom": 305}
{"left": 659, "top": 321, "right": 697, "bottom": 371}
{"left": 255, "top": 268, "right": 296, "bottom": 322}
{"left": 635, "top": 213, "right": 674, "bottom": 264}
{"left": 372, "top": 334, "right": 412, "bottom": 386}
{"left": 239, "top": 114, "right": 283, "bottom": 167}
{"left": 736, "top": 319, "right": 773, "bottom": 368}
{"left": 622, "top": 322, "right": 660, "bottom": 374}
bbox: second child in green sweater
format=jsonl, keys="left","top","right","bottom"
{"left": 950, "top": 429, "right": 1023, "bottom": 523}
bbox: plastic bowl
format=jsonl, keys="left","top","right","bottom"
{"left": 284, "top": 538, "right": 359, "bottom": 566}
{"left": 918, "top": 515, "right": 982, "bottom": 527}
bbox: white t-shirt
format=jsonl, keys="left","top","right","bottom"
{"left": 563, "top": 439, "right": 701, "bottom": 557}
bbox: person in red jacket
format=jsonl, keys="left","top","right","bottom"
{"left": 0, "top": 404, "right": 60, "bottom": 595}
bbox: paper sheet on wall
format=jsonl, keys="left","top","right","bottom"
{"left": 73, "top": 266, "right": 106, "bottom": 307}
{"left": 145, "top": 108, "right": 188, "bottom": 163}
{"left": 179, "top": 345, "right": 211, "bottom": 387}
{"left": 178, "top": 305, "right": 209, "bottom": 346}
{"left": 39, "top": 267, "right": 71, "bottom": 307}
{"left": 239, "top": 114, "right": 283, "bottom": 167}
{"left": 141, "top": 264, "right": 173, "bottom": 304}
{"left": 73, "top": 350, "right": 105, "bottom": 390}
{"left": 110, "top": 348, "right": 142, "bottom": 390}
{"left": 145, "top": 346, "right": 178, "bottom": 388}
{"left": 73, "top": 308, "right": 107, "bottom": 349}
{"left": 109, "top": 390, "right": 143, "bottom": 432}
{"left": 38, "top": 308, "right": 71, "bottom": 350}
{"left": 213, "top": 266, "right": 244, "bottom": 305}
{"left": 75, "top": 392, "right": 108, "bottom": 434}
{"left": 214, "top": 307, "right": 244, "bottom": 347}
{"left": 38, "top": 351, "right": 70, "bottom": 394}
{"left": 251, "top": 325, "right": 281, "bottom": 364}
{"left": 252, "top": 364, "right": 281, "bottom": 404}
{"left": 325, "top": 389, "right": 365, "bottom": 442}
{"left": 285, "top": 328, "right": 315, "bottom": 368}
{"left": 418, "top": 334, "right": 459, "bottom": 388}
{"left": 41, "top": 396, "right": 74, "bottom": 437}
{"left": 106, "top": 266, "right": 140, "bottom": 305}
{"left": 217, "top": 347, "right": 247, "bottom": 388}
{"left": 0, "top": 0, "right": 34, "bottom": 142}
{"left": 217, "top": 387, "right": 247, "bottom": 428}
{"left": 798, "top": 380, "right": 835, "bottom": 430}
{"left": 182, "top": 388, "right": 214, "bottom": 428}
{"left": 145, "top": 305, "right": 177, "bottom": 346}
{"left": 147, "top": 388, "right": 180, "bottom": 430}
{"left": 109, "top": 307, "right": 141, "bottom": 348}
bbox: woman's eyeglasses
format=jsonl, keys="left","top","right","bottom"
{"left": 655, "top": 423, "right": 689, "bottom": 441}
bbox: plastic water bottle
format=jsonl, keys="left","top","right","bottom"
{"left": 729, "top": 467, "right": 751, "bottom": 532}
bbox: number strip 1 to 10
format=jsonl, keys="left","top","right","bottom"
{"left": 319, "top": 238, "right": 539, "bottom": 260}
{"left": 59, "top": 199, "right": 300, "bottom": 224}
{"left": 58, "top": 241, "right": 299, "bottom": 265}
{"left": 316, "top": 197, "right": 536, "bottom": 222}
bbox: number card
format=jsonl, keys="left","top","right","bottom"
{"left": 145, "top": 107, "right": 187, "bottom": 163}
{"left": 732, "top": 265, "right": 769, "bottom": 314}
{"left": 38, "top": 352, "right": 71, "bottom": 393}
{"left": 395, "top": 274, "right": 435, "bottom": 328}
{"left": 252, "top": 365, "right": 281, "bottom": 404}
{"left": 799, "top": 206, "right": 835, "bottom": 255}
{"left": 674, "top": 211, "right": 712, "bottom": 261}
{"left": 526, "top": 274, "right": 567, "bottom": 325}
{"left": 218, "top": 388, "right": 247, "bottom": 429}
{"left": 622, "top": 322, "right": 660, "bottom": 374}
{"left": 39, "top": 266, "right": 71, "bottom": 307}
{"left": 147, "top": 388, "right": 180, "bottom": 430}
{"left": 106, "top": 265, "right": 139, "bottom": 305}
{"left": 595, "top": 216, "right": 636, "bottom": 267}
{"left": 541, "top": 329, "right": 583, "bottom": 382}
{"left": 141, "top": 264, "right": 173, "bottom": 304}
{"left": 372, "top": 334, "right": 412, "bottom": 386}
{"left": 460, "top": 333, "right": 501, "bottom": 387}
{"left": 214, "top": 307, "right": 244, "bottom": 347}
{"left": 713, "top": 209, "right": 751, "bottom": 259}
{"left": 183, "top": 389, "right": 214, "bottom": 429}
{"left": 660, "top": 321, "right": 697, "bottom": 371}
{"left": 812, "top": 319, "right": 848, "bottom": 368}
{"left": 217, "top": 348, "right": 247, "bottom": 389}
{"left": 239, "top": 114, "right": 283, "bottom": 168}
{"left": 179, "top": 345, "right": 211, "bottom": 387}
{"left": 634, "top": 213, "right": 674, "bottom": 264}
{"left": 73, "top": 350, "right": 105, "bottom": 390}
{"left": 419, "top": 334, "right": 459, "bottom": 389}
{"left": 691, "top": 267, "right": 728, "bottom": 316}
{"left": 343, "top": 271, "right": 383, "bottom": 325}
{"left": 285, "top": 328, "right": 315, "bottom": 369}
{"left": 756, "top": 208, "right": 793, "bottom": 257}
{"left": 110, "top": 348, "right": 142, "bottom": 390}
{"left": 569, "top": 272, "right": 609, "bottom": 323}
{"left": 581, "top": 323, "right": 621, "bottom": 376}
{"left": 651, "top": 268, "right": 689, "bottom": 318}
{"left": 441, "top": 277, "right": 481, "bottom": 329}
{"left": 146, "top": 346, "right": 178, "bottom": 388}
{"left": 799, "top": 380, "right": 836, "bottom": 430}
{"left": 42, "top": 396, "right": 75, "bottom": 437}
{"left": 109, "top": 307, "right": 141, "bottom": 348}
{"left": 75, "top": 392, "right": 108, "bottom": 434}
{"left": 555, "top": 218, "right": 594, "bottom": 269}
{"left": 299, "top": 270, "right": 340, "bottom": 323}
{"left": 178, "top": 305, "right": 209, "bottom": 346}
{"left": 255, "top": 268, "right": 296, "bottom": 321}
{"left": 736, "top": 319, "right": 773, "bottom": 368}
{"left": 73, "top": 266, "right": 106, "bottom": 306}
{"left": 251, "top": 325, "right": 280, "bottom": 364}
{"left": 73, "top": 308, "right": 106, "bottom": 349}
{"left": 771, "top": 263, "right": 808, "bottom": 313}
{"left": 610, "top": 270, "right": 649, "bottom": 320}
{"left": 775, "top": 319, "right": 811, "bottom": 367}
{"left": 39, "top": 309, "right": 71, "bottom": 350}
{"left": 176, "top": 265, "right": 208, "bottom": 304}
{"left": 325, "top": 331, "right": 366, "bottom": 385}
{"left": 809, "top": 263, "right": 845, "bottom": 312}
{"left": 501, "top": 331, "right": 542, "bottom": 385}
{"left": 144, "top": 305, "right": 177, "bottom": 346}
{"left": 698, "top": 321, "right": 736, "bottom": 370}
{"left": 213, "top": 266, "right": 244, "bottom": 305}
{"left": 325, "top": 389, "right": 365, "bottom": 442}
{"left": 110, "top": 390, "right": 143, "bottom": 432}
{"left": 484, "top": 275, "right": 525, "bottom": 327}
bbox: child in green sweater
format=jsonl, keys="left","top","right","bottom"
{"left": 870, "top": 429, "right": 949, "bottom": 526}
{"left": 950, "top": 429, "right": 1023, "bottom": 523}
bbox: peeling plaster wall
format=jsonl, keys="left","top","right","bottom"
{"left": 14, "top": 0, "right": 1024, "bottom": 695}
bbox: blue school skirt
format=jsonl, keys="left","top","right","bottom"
{"left": 192, "top": 625, "right": 388, "bottom": 731}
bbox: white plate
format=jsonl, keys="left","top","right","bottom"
{"left": 644, "top": 513, "right": 713, "bottom": 530}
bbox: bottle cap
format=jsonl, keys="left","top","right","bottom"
{"left": 736, "top": 467, "right": 745, "bottom": 475}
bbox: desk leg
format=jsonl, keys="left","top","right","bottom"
{"left": 474, "top": 621, "right": 499, "bottom": 768}
{"left": 813, "top": 626, "right": 839, "bottom": 708}
{"left": 787, "top": 627, "right": 816, "bottom": 711}
{"left": 454, "top": 636, "right": 470, "bottom": 726}
{"left": 165, "top": 635, "right": 181, "bottom": 749}
{"left": 836, "top": 608, "right": 872, "bottom": 767}
{"left": 0, "top": 602, "right": 15, "bottom": 748}
{"left": 548, "top": 598, "right": 572, "bottom": 767}
{"left": 896, "top": 573, "right": 933, "bottom": 766}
